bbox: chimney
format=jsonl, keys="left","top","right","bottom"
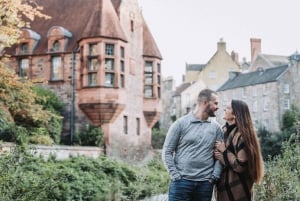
{"left": 217, "top": 38, "right": 226, "bottom": 52}
{"left": 231, "top": 51, "right": 239, "bottom": 63}
{"left": 250, "top": 38, "right": 261, "bottom": 62}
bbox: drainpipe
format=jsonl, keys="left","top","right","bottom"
{"left": 70, "top": 45, "right": 79, "bottom": 145}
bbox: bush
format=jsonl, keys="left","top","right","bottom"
{"left": 29, "top": 135, "right": 54, "bottom": 145}
{"left": 282, "top": 104, "right": 300, "bottom": 130}
{"left": 73, "top": 124, "right": 104, "bottom": 146}
{"left": 258, "top": 128, "right": 294, "bottom": 160}
{"left": 0, "top": 146, "right": 169, "bottom": 201}
{"left": 151, "top": 128, "right": 167, "bottom": 149}
{"left": 255, "top": 135, "right": 300, "bottom": 200}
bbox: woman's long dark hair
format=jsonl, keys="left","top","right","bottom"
{"left": 231, "top": 99, "right": 264, "bottom": 184}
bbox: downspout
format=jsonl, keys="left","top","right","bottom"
{"left": 70, "top": 44, "right": 79, "bottom": 145}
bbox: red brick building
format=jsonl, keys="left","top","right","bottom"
{"left": 5, "top": 0, "right": 162, "bottom": 161}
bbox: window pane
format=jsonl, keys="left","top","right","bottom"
{"left": 120, "top": 74, "right": 125, "bottom": 88}
{"left": 105, "top": 44, "right": 114, "bottom": 56}
{"left": 123, "top": 116, "right": 128, "bottom": 134}
{"left": 283, "top": 84, "right": 289, "bottom": 94}
{"left": 158, "top": 87, "right": 161, "bottom": 98}
{"left": 157, "top": 63, "right": 161, "bottom": 73}
{"left": 105, "top": 59, "right": 114, "bottom": 70}
{"left": 20, "top": 43, "right": 28, "bottom": 54}
{"left": 145, "top": 61, "right": 153, "bottom": 72}
{"left": 19, "top": 58, "right": 29, "bottom": 77}
{"left": 144, "top": 85, "right": 153, "bottom": 98}
{"left": 145, "top": 73, "right": 153, "bottom": 84}
{"left": 136, "top": 118, "right": 140, "bottom": 135}
{"left": 53, "top": 41, "right": 60, "bottom": 52}
{"left": 51, "top": 56, "right": 62, "bottom": 80}
{"left": 120, "top": 60, "right": 124, "bottom": 72}
{"left": 208, "top": 71, "right": 216, "bottom": 78}
{"left": 105, "top": 73, "right": 114, "bottom": 87}
{"left": 88, "top": 73, "right": 97, "bottom": 86}
{"left": 89, "top": 58, "right": 99, "bottom": 71}
{"left": 89, "top": 44, "right": 98, "bottom": 56}
{"left": 120, "top": 46, "right": 125, "bottom": 58}
{"left": 157, "top": 75, "right": 161, "bottom": 84}
{"left": 283, "top": 98, "right": 290, "bottom": 109}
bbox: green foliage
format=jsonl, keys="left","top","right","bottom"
{"left": 33, "top": 86, "right": 63, "bottom": 112}
{"left": 282, "top": 104, "right": 300, "bottom": 130}
{"left": 33, "top": 86, "right": 63, "bottom": 144}
{"left": 258, "top": 128, "right": 289, "bottom": 160}
{"left": 0, "top": 146, "right": 169, "bottom": 201}
{"left": 0, "top": 0, "right": 57, "bottom": 145}
{"left": 151, "top": 128, "right": 167, "bottom": 149}
{"left": 258, "top": 106, "right": 300, "bottom": 160}
{"left": 0, "top": 64, "right": 63, "bottom": 145}
{"left": 170, "top": 115, "right": 177, "bottom": 122}
{"left": 255, "top": 135, "right": 300, "bottom": 200}
{"left": 0, "top": 0, "right": 50, "bottom": 50}
{"left": 74, "top": 124, "right": 104, "bottom": 146}
{"left": 29, "top": 135, "right": 54, "bottom": 145}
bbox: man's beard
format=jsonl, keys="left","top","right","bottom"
{"left": 205, "top": 105, "right": 216, "bottom": 117}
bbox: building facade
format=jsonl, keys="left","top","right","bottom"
{"left": 4, "top": 0, "right": 162, "bottom": 161}
{"left": 185, "top": 38, "right": 241, "bottom": 90}
{"left": 217, "top": 53, "right": 300, "bottom": 133}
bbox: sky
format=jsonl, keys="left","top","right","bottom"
{"left": 138, "top": 0, "right": 300, "bottom": 86}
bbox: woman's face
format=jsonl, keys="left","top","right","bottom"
{"left": 223, "top": 102, "right": 235, "bottom": 123}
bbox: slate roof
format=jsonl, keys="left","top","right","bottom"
{"left": 217, "top": 65, "right": 289, "bottom": 91}
{"left": 260, "top": 54, "right": 289, "bottom": 66}
{"left": 186, "top": 64, "right": 206, "bottom": 71}
{"left": 5, "top": 0, "right": 162, "bottom": 59}
{"left": 142, "top": 17, "right": 162, "bottom": 59}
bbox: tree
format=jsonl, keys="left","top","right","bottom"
{"left": 0, "top": 0, "right": 60, "bottom": 144}
{"left": 0, "top": 0, "right": 50, "bottom": 50}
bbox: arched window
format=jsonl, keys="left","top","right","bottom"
{"left": 52, "top": 40, "right": 60, "bottom": 52}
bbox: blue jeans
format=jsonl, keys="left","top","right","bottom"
{"left": 168, "top": 179, "right": 213, "bottom": 201}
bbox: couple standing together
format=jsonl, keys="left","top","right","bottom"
{"left": 162, "top": 89, "right": 264, "bottom": 201}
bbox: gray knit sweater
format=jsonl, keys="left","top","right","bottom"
{"left": 162, "top": 113, "right": 223, "bottom": 181}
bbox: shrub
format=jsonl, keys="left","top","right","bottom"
{"left": 0, "top": 146, "right": 169, "bottom": 201}
{"left": 73, "top": 124, "right": 103, "bottom": 146}
{"left": 29, "top": 135, "right": 54, "bottom": 145}
{"left": 258, "top": 128, "right": 293, "bottom": 160}
{"left": 282, "top": 104, "right": 300, "bottom": 130}
{"left": 151, "top": 128, "right": 167, "bottom": 149}
{"left": 255, "top": 135, "right": 300, "bottom": 201}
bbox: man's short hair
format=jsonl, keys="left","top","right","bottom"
{"left": 197, "top": 88, "right": 216, "bottom": 103}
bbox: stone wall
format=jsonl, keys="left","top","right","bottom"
{"left": 0, "top": 143, "right": 102, "bottom": 160}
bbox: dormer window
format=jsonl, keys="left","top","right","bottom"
{"left": 47, "top": 26, "right": 72, "bottom": 52}
{"left": 20, "top": 43, "right": 29, "bottom": 54}
{"left": 18, "top": 29, "right": 40, "bottom": 55}
{"left": 52, "top": 40, "right": 60, "bottom": 52}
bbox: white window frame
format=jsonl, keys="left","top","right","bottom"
{"left": 283, "top": 98, "right": 290, "bottom": 110}
{"left": 283, "top": 84, "right": 289, "bottom": 94}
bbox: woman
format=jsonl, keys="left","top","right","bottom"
{"left": 214, "top": 99, "right": 264, "bottom": 201}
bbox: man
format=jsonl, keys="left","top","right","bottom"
{"left": 162, "top": 88, "right": 223, "bottom": 201}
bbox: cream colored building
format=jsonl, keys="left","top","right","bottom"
{"left": 185, "top": 38, "right": 241, "bottom": 90}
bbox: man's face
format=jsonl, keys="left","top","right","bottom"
{"left": 205, "top": 94, "right": 219, "bottom": 117}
